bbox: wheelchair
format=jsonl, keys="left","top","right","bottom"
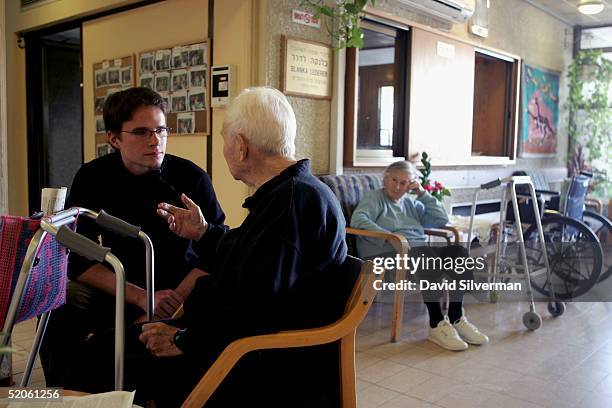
{"left": 510, "top": 171, "right": 609, "bottom": 300}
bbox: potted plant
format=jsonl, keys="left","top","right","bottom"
{"left": 300, "top": 0, "right": 377, "bottom": 48}
{"left": 419, "top": 152, "right": 451, "bottom": 202}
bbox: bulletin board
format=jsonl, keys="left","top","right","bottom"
{"left": 92, "top": 55, "right": 136, "bottom": 156}
{"left": 138, "top": 39, "right": 210, "bottom": 136}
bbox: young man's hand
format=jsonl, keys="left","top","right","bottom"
{"left": 135, "top": 288, "right": 183, "bottom": 318}
{"left": 157, "top": 193, "right": 208, "bottom": 240}
{"left": 152, "top": 289, "right": 184, "bottom": 318}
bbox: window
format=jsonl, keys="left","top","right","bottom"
{"left": 378, "top": 85, "right": 394, "bottom": 146}
{"left": 580, "top": 26, "right": 612, "bottom": 50}
{"left": 471, "top": 49, "right": 519, "bottom": 158}
{"left": 344, "top": 19, "right": 410, "bottom": 166}
{"left": 343, "top": 20, "right": 520, "bottom": 166}
{"left": 580, "top": 25, "right": 612, "bottom": 102}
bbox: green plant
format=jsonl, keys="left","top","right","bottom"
{"left": 566, "top": 49, "right": 612, "bottom": 198}
{"left": 300, "top": 0, "right": 376, "bottom": 48}
{"left": 419, "top": 152, "right": 451, "bottom": 202}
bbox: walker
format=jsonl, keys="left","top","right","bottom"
{"left": 0, "top": 207, "right": 155, "bottom": 390}
{"left": 467, "top": 176, "right": 564, "bottom": 330}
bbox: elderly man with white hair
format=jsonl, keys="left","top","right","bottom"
{"left": 351, "top": 160, "right": 488, "bottom": 351}
{"left": 63, "top": 87, "right": 348, "bottom": 407}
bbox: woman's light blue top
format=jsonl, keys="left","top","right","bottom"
{"left": 350, "top": 189, "right": 449, "bottom": 258}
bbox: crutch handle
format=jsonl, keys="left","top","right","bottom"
{"left": 97, "top": 210, "right": 141, "bottom": 238}
{"left": 481, "top": 178, "right": 502, "bottom": 190}
{"left": 56, "top": 225, "right": 110, "bottom": 262}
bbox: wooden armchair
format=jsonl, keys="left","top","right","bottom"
{"left": 181, "top": 256, "right": 376, "bottom": 408}
{"left": 320, "top": 174, "right": 459, "bottom": 342}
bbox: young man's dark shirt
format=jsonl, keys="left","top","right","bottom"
{"left": 67, "top": 151, "right": 225, "bottom": 288}
{"left": 41, "top": 151, "right": 225, "bottom": 388}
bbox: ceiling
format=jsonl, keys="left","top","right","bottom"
{"left": 42, "top": 28, "right": 81, "bottom": 45}
{"left": 525, "top": 0, "right": 612, "bottom": 26}
{"left": 363, "top": 28, "right": 395, "bottom": 49}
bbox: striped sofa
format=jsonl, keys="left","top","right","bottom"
{"left": 319, "top": 173, "right": 383, "bottom": 254}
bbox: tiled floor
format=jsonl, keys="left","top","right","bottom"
{"left": 8, "top": 318, "right": 44, "bottom": 389}
{"left": 356, "top": 296, "right": 612, "bottom": 408}
{"left": 8, "top": 297, "right": 612, "bottom": 407}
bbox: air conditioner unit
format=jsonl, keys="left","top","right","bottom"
{"left": 397, "top": 0, "right": 475, "bottom": 23}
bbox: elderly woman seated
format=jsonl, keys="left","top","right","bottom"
{"left": 350, "top": 160, "right": 488, "bottom": 351}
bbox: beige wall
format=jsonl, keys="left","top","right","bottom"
{"left": 258, "top": 0, "right": 572, "bottom": 176}
{"left": 9, "top": 0, "right": 141, "bottom": 33}
{"left": 4, "top": 0, "right": 574, "bottom": 216}
{"left": 370, "top": 0, "right": 572, "bottom": 171}
{"left": 261, "top": 0, "right": 333, "bottom": 175}
{"left": 4, "top": 0, "right": 256, "bottom": 224}
{"left": 211, "top": 0, "right": 255, "bottom": 226}
{"left": 372, "top": 0, "right": 569, "bottom": 71}
{"left": 82, "top": 0, "right": 209, "bottom": 167}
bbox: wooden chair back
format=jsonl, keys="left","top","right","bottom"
{"left": 181, "top": 256, "right": 376, "bottom": 408}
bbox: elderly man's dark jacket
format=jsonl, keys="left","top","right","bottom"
{"left": 179, "top": 159, "right": 348, "bottom": 359}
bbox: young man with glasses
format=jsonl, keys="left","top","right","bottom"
{"left": 40, "top": 87, "right": 225, "bottom": 386}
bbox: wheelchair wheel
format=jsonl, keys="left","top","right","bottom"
{"left": 547, "top": 301, "right": 565, "bottom": 317}
{"left": 523, "top": 216, "right": 602, "bottom": 300}
{"left": 582, "top": 210, "right": 612, "bottom": 283}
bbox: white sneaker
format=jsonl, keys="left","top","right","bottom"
{"left": 428, "top": 317, "right": 468, "bottom": 351}
{"left": 453, "top": 316, "right": 489, "bottom": 345}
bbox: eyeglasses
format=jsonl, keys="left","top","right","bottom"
{"left": 120, "top": 127, "right": 170, "bottom": 138}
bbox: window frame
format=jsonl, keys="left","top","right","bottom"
{"left": 342, "top": 9, "right": 522, "bottom": 167}
{"left": 471, "top": 48, "right": 520, "bottom": 160}
{"left": 343, "top": 18, "right": 411, "bottom": 167}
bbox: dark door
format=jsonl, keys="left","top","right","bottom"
{"left": 25, "top": 26, "right": 83, "bottom": 214}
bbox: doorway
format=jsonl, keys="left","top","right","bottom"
{"left": 24, "top": 25, "right": 83, "bottom": 214}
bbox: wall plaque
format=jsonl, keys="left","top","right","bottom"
{"left": 281, "top": 36, "right": 332, "bottom": 100}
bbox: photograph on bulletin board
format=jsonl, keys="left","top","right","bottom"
{"left": 138, "top": 40, "right": 210, "bottom": 135}
{"left": 121, "top": 67, "right": 132, "bottom": 86}
{"left": 93, "top": 55, "right": 135, "bottom": 152}
{"left": 519, "top": 63, "right": 560, "bottom": 158}
{"left": 96, "top": 143, "right": 114, "bottom": 158}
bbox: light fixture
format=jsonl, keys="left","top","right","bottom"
{"left": 578, "top": 0, "right": 605, "bottom": 15}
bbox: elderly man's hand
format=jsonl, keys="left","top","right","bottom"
{"left": 157, "top": 193, "right": 208, "bottom": 241}
{"left": 139, "top": 322, "right": 183, "bottom": 357}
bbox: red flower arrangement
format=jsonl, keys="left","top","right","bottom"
{"left": 419, "top": 152, "right": 451, "bottom": 202}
